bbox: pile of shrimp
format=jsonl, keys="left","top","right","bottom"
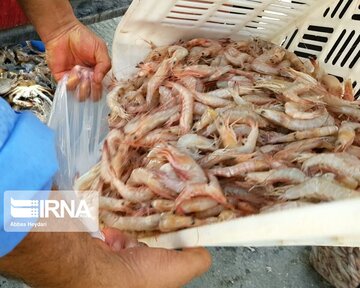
{"left": 75, "top": 37, "right": 360, "bottom": 237}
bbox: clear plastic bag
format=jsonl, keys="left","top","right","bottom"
{"left": 47, "top": 66, "right": 109, "bottom": 190}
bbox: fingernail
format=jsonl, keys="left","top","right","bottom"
{"left": 95, "top": 72, "right": 104, "bottom": 84}
{"left": 125, "top": 241, "right": 139, "bottom": 249}
{"left": 111, "top": 240, "right": 122, "bottom": 252}
{"left": 138, "top": 242, "right": 148, "bottom": 247}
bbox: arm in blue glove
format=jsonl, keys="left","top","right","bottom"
{"left": 0, "top": 99, "right": 121, "bottom": 287}
{"left": 0, "top": 98, "right": 58, "bottom": 256}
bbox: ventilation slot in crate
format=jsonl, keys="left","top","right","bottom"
{"left": 355, "top": 88, "right": 360, "bottom": 100}
{"left": 162, "top": 0, "right": 316, "bottom": 38}
{"left": 325, "top": 29, "right": 360, "bottom": 69}
{"left": 293, "top": 25, "right": 333, "bottom": 59}
{"left": 352, "top": 3, "right": 360, "bottom": 21}
{"left": 322, "top": 0, "right": 353, "bottom": 19}
{"left": 282, "top": 29, "right": 299, "bottom": 49}
{"left": 352, "top": 81, "right": 359, "bottom": 99}
{"left": 204, "top": 2, "right": 258, "bottom": 33}
{"left": 352, "top": 80, "right": 360, "bottom": 100}
{"left": 162, "top": 0, "right": 214, "bottom": 27}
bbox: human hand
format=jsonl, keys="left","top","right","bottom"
{"left": 97, "top": 228, "right": 212, "bottom": 288}
{"left": 45, "top": 20, "right": 111, "bottom": 101}
{"left": 0, "top": 228, "right": 210, "bottom": 288}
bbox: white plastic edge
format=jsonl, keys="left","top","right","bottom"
{"left": 139, "top": 199, "right": 360, "bottom": 248}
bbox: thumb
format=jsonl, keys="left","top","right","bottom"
{"left": 122, "top": 247, "right": 212, "bottom": 288}
{"left": 103, "top": 228, "right": 143, "bottom": 251}
{"left": 94, "top": 41, "right": 111, "bottom": 84}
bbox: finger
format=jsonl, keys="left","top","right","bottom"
{"left": 54, "top": 72, "right": 67, "bottom": 83}
{"left": 90, "top": 81, "right": 102, "bottom": 102}
{"left": 77, "top": 71, "right": 91, "bottom": 102}
{"left": 66, "top": 65, "right": 82, "bottom": 90}
{"left": 94, "top": 41, "right": 111, "bottom": 84}
{"left": 122, "top": 247, "right": 212, "bottom": 287}
{"left": 103, "top": 228, "right": 141, "bottom": 251}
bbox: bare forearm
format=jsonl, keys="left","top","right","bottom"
{"left": 17, "top": 0, "right": 77, "bottom": 43}
{"left": 0, "top": 232, "right": 94, "bottom": 288}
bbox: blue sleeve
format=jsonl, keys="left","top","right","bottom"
{"left": 0, "top": 98, "right": 58, "bottom": 257}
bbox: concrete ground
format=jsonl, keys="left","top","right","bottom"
{"left": 0, "top": 18, "right": 333, "bottom": 288}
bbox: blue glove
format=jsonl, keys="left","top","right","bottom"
{"left": 21, "top": 40, "right": 46, "bottom": 53}
{"left": 0, "top": 98, "right": 58, "bottom": 256}
{"left": 29, "top": 40, "right": 46, "bottom": 53}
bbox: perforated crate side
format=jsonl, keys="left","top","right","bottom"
{"left": 279, "top": 0, "right": 360, "bottom": 97}
{"left": 113, "top": 0, "right": 359, "bottom": 97}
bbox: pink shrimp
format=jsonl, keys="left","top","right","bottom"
{"left": 273, "top": 137, "right": 335, "bottom": 161}
{"left": 251, "top": 47, "right": 285, "bottom": 75}
{"left": 174, "top": 65, "right": 216, "bottom": 78}
{"left": 146, "top": 46, "right": 188, "bottom": 107}
{"left": 284, "top": 51, "right": 306, "bottom": 72}
{"left": 111, "top": 142, "right": 130, "bottom": 178}
{"left": 137, "top": 61, "right": 159, "bottom": 77}
{"left": 284, "top": 102, "right": 326, "bottom": 120}
{"left": 175, "top": 174, "right": 227, "bottom": 208}
{"left": 187, "top": 46, "right": 205, "bottom": 65}
{"left": 127, "top": 168, "right": 177, "bottom": 199}
{"left": 194, "top": 102, "right": 208, "bottom": 115}
{"left": 224, "top": 46, "right": 253, "bottom": 68}
{"left": 159, "top": 86, "right": 173, "bottom": 105}
{"left": 99, "top": 196, "right": 132, "bottom": 213}
{"left": 156, "top": 169, "right": 185, "bottom": 194}
{"left": 200, "top": 117, "right": 259, "bottom": 168}
{"left": 215, "top": 115, "right": 238, "bottom": 148}
{"left": 194, "top": 91, "right": 232, "bottom": 107}
{"left": 101, "top": 211, "right": 161, "bottom": 231}
{"left": 267, "top": 126, "right": 338, "bottom": 144}
{"left": 135, "top": 128, "right": 178, "bottom": 147}
{"left": 125, "top": 105, "right": 180, "bottom": 141}
{"left": 210, "top": 159, "right": 270, "bottom": 178}
{"left": 150, "top": 144, "right": 207, "bottom": 183}
{"left": 180, "top": 75, "right": 205, "bottom": 92}
{"left": 203, "top": 109, "right": 267, "bottom": 136}
{"left": 101, "top": 142, "right": 154, "bottom": 203}
{"left": 210, "top": 54, "right": 229, "bottom": 67}
{"left": 258, "top": 108, "right": 333, "bottom": 131}
{"left": 187, "top": 38, "right": 223, "bottom": 57}
{"left": 159, "top": 213, "right": 194, "bottom": 232}
{"left": 302, "top": 152, "right": 360, "bottom": 182}
{"left": 193, "top": 108, "right": 217, "bottom": 132}
{"left": 280, "top": 176, "right": 360, "bottom": 201}
{"left": 320, "top": 74, "right": 343, "bottom": 98}
{"left": 208, "top": 65, "right": 233, "bottom": 81}
{"left": 151, "top": 199, "right": 175, "bottom": 212}
{"left": 245, "top": 168, "right": 308, "bottom": 185}
{"left": 195, "top": 205, "right": 225, "bottom": 219}
{"left": 167, "top": 82, "right": 194, "bottom": 134}
{"left": 177, "top": 197, "right": 219, "bottom": 214}
{"left": 347, "top": 146, "right": 360, "bottom": 159}
{"left": 177, "top": 133, "right": 217, "bottom": 152}
{"left": 335, "top": 122, "right": 360, "bottom": 152}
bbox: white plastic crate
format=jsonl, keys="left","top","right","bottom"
{"left": 111, "top": 0, "right": 360, "bottom": 248}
